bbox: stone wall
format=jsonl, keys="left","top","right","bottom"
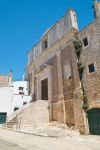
{"left": 65, "top": 100, "right": 75, "bottom": 126}
{"left": 28, "top": 9, "right": 78, "bottom": 65}
{"left": 16, "top": 100, "right": 49, "bottom": 129}
{"left": 47, "top": 56, "right": 59, "bottom": 103}
{"left": 26, "top": 2, "right": 100, "bottom": 134}
{"left": 61, "top": 46, "right": 74, "bottom": 100}
{"left": 79, "top": 17, "right": 100, "bottom": 108}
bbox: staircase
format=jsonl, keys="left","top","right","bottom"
{"left": 17, "top": 100, "right": 49, "bottom": 129}
{"left": 3, "top": 100, "right": 49, "bottom": 130}
{"left": 2, "top": 103, "right": 31, "bottom": 129}
{"left": 3, "top": 116, "right": 17, "bottom": 129}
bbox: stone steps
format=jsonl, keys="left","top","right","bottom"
{"left": 17, "top": 100, "right": 49, "bottom": 129}
{"left": 3, "top": 100, "right": 49, "bottom": 130}
{"left": 3, "top": 117, "right": 17, "bottom": 129}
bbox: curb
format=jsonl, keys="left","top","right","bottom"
{"left": 1, "top": 127, "right": 60, "bottom": 138}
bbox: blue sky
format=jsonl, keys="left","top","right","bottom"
{"left": 0, "top": 0, "right": 94, "bottom": 80}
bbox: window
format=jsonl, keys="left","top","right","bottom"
{"left": 44, "top": 40, "right": 48, "bottom": 49}
{"left": 88, "top": 63, "right": 95, "bottom": 73}
{"left": 68, "top": 76, "right": 72, "bottom": 80}
{"left": 64, "top": 65, "right": 72, "bottom": 80}
{"left": 19, "top": 87, "right": 23, "bottom": 91}
{"left": 19, "top": 92, "right": 24, "bottom": 95}
{"left": 23, "top": 102, "right": 27, "bottom": 105}
{"left": 83, "top": 37, "right": 88, "bottom": 47}
{"left": 14, "top": 107, "right": 19, "bottom": 112}
{"left": 42, "top": 39, "right": 48, "bottom": 50}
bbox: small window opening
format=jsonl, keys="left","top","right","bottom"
{"left": 43, "top": 39, "right": 48, "bottom": 50}
{"left": 64, "top": 65, "right": 72, "bottom": 80}
{"left": 23, "top": 102, "right": 27, "bottom": 105}
{"left": 83, "top": 37, "right": 88, "bottom": 47}
{"left": 19, "top": 92, "right": 24, "bottom": 95}
{"left": 14, "top": 107, "right": 19, "bottom": 112}
{"left": 19, "top": 87, "right": 24, "bottom": 90}
{"left": 88, "top": 63, "right": 95, "bottom": 73}
{"left": 68, "top": 76, "right": 72, "bottom": 80}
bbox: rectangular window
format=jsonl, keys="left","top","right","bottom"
{"left": 19, "top": 87, "right": 24, "bottom": 90}
{"left": 14, "top": 107, "right": 19, "bottom": 112}
{"left": 64, "top": 65, "right": 72, "bottom": 80}
{"left": 23, "top": 102, "right": 27, "bottom": 105}
{"left": 83, "top": 37, "right": 88, "bottom": 47}
{"left": 19, "top": 92, "right": 24, "bottom": 95}
{"left": 44, "top": 40, "right": 48, "bottom": 49}
{"left": 42, "top": 39, "right": 48, "bottom": 50}
{"left": 88, "top": 63, "right": 95, "bottom": 73}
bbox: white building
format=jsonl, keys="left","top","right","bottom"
{"left": 0, "top": 73, "right": 31, "bottom": 124}
{"left": 0, "top": 86, "right": 14, "bottom": 123}
{"left": 0, "top": 73, "right": 13, "bottom": 124}
{"left": 13, "top": 81, "right": 31, "bottom": 111}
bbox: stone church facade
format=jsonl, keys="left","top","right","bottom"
{"left": 26, "top": 1, "right": 100, "bottom": 134}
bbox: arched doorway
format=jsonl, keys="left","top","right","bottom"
{"left": 88, "top": 108, "right": 100, "bottom": 135}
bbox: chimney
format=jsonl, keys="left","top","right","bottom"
{"left": 9, "top": 70, "right": 13, "bottom": 86}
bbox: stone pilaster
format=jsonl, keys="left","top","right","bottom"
{"left": 31, "top": 69, "right": 35, "bottom": 101}
{"left": 56, "top": 50, "right": 66, "bottom": 123}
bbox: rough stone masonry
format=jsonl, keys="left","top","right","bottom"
{"left": 25, "top": 0, "right": 100, "bottom": 135}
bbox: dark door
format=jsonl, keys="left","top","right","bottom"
{"left": 88, "top": 108, "right": 100, "bottom": 135}
{"left": 41, "top": 78, "right": 48, "bottom": 100}
{"left": 0, "top": 113, "right": 7, "bottom": 124}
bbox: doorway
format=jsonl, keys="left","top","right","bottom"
{"left": 88, "top": 108, "right": 100, "bottom": 135}
{"left": 0, "top": 113, "right": 7, "bottom": 124}
{"left": 41, "top": 78, "right": 48, "bottom": 100}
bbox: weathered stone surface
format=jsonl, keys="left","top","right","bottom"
{"left": 25, "top": 1, "right": 100, "bottom": 134}
{"left": 16, "top": 100, "right": 49, "bottom": 129}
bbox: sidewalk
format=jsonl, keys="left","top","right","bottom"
{"left": 18, "top": 126, "right": 80, "bottom": 138}
{"left": 2, "top": 124, "right": 100, "bottom": 141}
{"left": 0, "top": 127, "right": 100, "bottom": 150}
{"left": 2, "top": 122, "right": 80, "bottom": 138}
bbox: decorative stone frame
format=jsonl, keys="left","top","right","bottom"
{"left": 35, "top": 65, "right": 53, "bottom": 101}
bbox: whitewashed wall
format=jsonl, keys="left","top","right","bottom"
{"left": 0, "top": 81, "right": 31, "bottom": 119}
{"left": 0, "top": 87, "right": 14, "bottom": 117}
{"left": 13, "top": 81, "right": 29, "bottom": 95}
{"left": 13, "top": 95, "right": 31, "bottom": 108}
{"left": 13, "top": 81, "right": 31, "bottom": 110}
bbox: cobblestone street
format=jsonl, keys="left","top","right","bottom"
{"left": 0, "top": 128, "right": 100, "bottom": 150}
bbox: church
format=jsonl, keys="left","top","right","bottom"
{"left": 26, "top": 0, "right": 100, "bottom": 135}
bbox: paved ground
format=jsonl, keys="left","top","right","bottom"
{"left": 0, "top": 128, "right": 100, "bottom": 150}
{"left": 0, "top": 139, "right": 25, "bottom": 150}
